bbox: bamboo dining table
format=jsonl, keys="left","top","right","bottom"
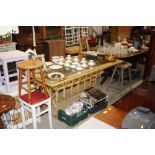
{"left": 36, "top": 59, "right": 123, "bottom": 112}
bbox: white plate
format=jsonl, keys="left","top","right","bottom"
{"left": 48, "top": 72, "right": 64, "bottom": 81}
{"left": 88, "top": 62, "right": 95, "bottom": 66}
{"left": 45, "top": 62, "right": 53, "bottom": 66}
{"left": 76, "top": 67, "right": 83, "bottom": 71}
{"left": 81, "top": 64, "right": 88, "bottom": 68}
{"left": 52, "top": 56, "right": 60, "bottom": 59}
{"left": 49, "top": 65, "right": 63, "bottom": 70}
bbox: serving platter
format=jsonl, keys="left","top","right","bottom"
{"left": 48, "top": 72, "right": 64, "bottom": 81}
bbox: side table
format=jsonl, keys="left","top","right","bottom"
{"left": 0, "top": 94, "right": 15, "bottom": 129}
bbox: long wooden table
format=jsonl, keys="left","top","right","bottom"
{"left": 36, "top": 59, "right": 123, "bottom": 112}
{"left": 115, "top": 49, "right": 148, "bottom": 59}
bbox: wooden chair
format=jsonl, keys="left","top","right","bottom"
{"left": 79, "top": 37, "right": 90, "bottom": 57}
{"left": 16, "top": 60, "right": 52, "bottom": 129}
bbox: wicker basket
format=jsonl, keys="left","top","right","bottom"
{"left": 105, "top": 54, "right": 116, "bottom": 62}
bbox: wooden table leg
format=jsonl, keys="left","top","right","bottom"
{"left": 0, "top": 115, "right": 4, "bottom": 129}
{"left": 55, "top": 90, "right": 59, "bottom": 112}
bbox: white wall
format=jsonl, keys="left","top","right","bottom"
{"left": 92, "top": 26, "right": 103, "bottom": 35}
{"left": 89, "top": 26, "right": 109, "bottom": 37}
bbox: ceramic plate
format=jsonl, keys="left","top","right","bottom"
{"left": 76, "top": 67, "right": 83, "bottom": 71}
{"left": 49, "top": 65, "right": 63, "bottom": 70}
{"left": 45, "top": 62, "right": 53, "bottom": 66}
{"left": 48, "top": 72, "right": 64, "bottom": 81}
{"left": 88, "top": 62, "right": 95, "bottom": 66}
{"left": 52, "top": 56, "right": 60, "bottom": 59}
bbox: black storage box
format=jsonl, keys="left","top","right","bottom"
{"left": 131, "top": 69, "right": 141, "bottom": 80}
{"left": 58, "top": 105, "right": 88, "bottom": 127}
{"left": 79, "top": 87, "right": 108, "bottom": 114}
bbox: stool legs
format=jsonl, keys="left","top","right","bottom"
{"left": 107, "top": 66, "right": 117, "bottom": 92}
{"left": 48, "top": 101, "right": 52, "bottom": 129}
{"left": 18, "top": 69, "right": 22, "bottom": 97}
{"left": 27, "top": 69, "right": 31, "bottom": 103}
{"left": 107, "top": 65, "right": 132, "bottom": 95}
{"left": 21, "top": 103, "right": 26, "bottom": 129}
{"left": 36, "top": 107, "right": 41, "bottom": 123}
{"left": 20, "top": 101, "right": 52, "bottom": 129}
{"left": 128, "top": 67, "right": 132, "bottom": 91}
{"left": 31, "top": 107, "right": 37, "bottom": 129}
{"left": 3, "top": 61, "right": 10, "bottom": 92}
{"left": 39, "top": 68, "right": 48, "bottom": 96}
{"left": 121, "top": 68, "right": 124, "bottom": 96}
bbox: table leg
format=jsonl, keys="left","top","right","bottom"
{"left": 0, "top": 114, "right": 4, "bottom": 129}
{"left": 55, "top": 90, "right": 59, "bottom": 112}
{"left": 3, "top": 61, "right": 10, "bottom": 92}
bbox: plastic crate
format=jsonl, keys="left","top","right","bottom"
{"left": 86, "top": 97, "right": 108, "bottom": 114}
{"left": 80, "top": 87, "right": 108, "bottom": 114}
{"left": 58, "top": 105, "right": 88, "bottom": 127}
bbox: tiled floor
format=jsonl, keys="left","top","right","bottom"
{"left": 0, "top": 77, "right": 143, "bottom": 129}
{"left": 27, "top": 77, "right": 143, "bottom": 129}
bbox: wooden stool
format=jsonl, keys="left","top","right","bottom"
{"left": 16, "top": 60, "right": 52, "bottom": 129}
{"left": 0, "top": 94, "right": 15, "bottom": 129}
{"left": 107, "top": 62, "right": 132, "bottom": 96}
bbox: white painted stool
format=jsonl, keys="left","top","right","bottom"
{"left": 19, "top": 91, "right": 52, "bottom": 129}
{"left": 0, "top": 50, "right": 28, "bottom": 92}
{"left": 17, "top": 60, "right": 52, "bottom": 129}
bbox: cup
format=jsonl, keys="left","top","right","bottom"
{"left": 66, "top": 55, "right": 71, "bottom": 60}
{"left": 73, "top": 56, "right": 78, "bottom": 62}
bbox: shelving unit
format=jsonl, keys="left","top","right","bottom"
{"left": 81, "top": 26, "right": 89, "bottom": 38}
{"left": 63, "top": 26, "right": 89, "bottom": 46}
{"left": 63, "top": 26, "right": 74, "bottom": 46}
{"left": 73, "top": 26, "right": 80, "bottom": 45}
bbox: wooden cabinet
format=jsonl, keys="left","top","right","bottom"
{"left": 44, "top": 40, "right": 66, "bottom": 60}
{"left": 13, "top": 26, "right": 64, "bottom": 60}
{"left": 40, "top": 26, "right": 63, "bottom": 40}
{"left": 110, "top": 26, "right": 132, "bottom": 42}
